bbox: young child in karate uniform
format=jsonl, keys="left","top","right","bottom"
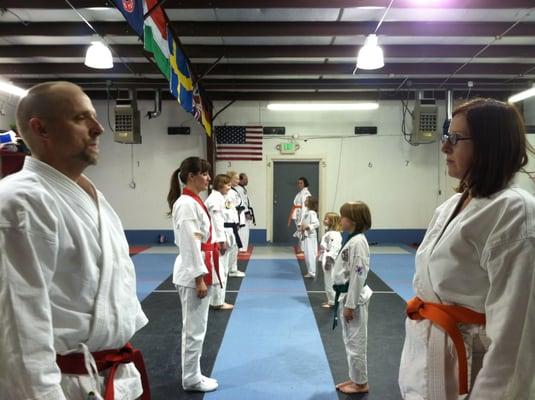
{"left": 319, "top": 212, "right": 343, "bottom": 308}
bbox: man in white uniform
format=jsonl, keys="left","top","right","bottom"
{"left": 235, "top": 172, "right": 254, "bottom": 253}
{"left": 0, "top": 82, "right": 149, "bottom": 400}
{"left": 226, "top": 171, "right": 245, "bottom": 277}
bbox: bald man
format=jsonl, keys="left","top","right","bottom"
{"left": 0, "top": 82, "right": 150, "bottom": 399}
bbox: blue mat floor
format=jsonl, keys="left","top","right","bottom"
{"left": 205, "top": 257, "right": 338, "bottom": 400}
{"left": 370, "top": 254, "right": 415, "bottom": 301}
{"left": 131, "top": 253, "right": 174, "bottom": 301}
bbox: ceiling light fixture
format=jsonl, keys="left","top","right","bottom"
{"left": 267, "top": 103, "right": 379, "bottom": 111}
{"left": 354, "top": 0, "right": 394, "bottom": 73}
{"left": 356, "top": 34, "right": 384, "bottom": 70}
{"left": 508, "top": 84, "right": 535, "bottom": 103}
{"left": 65, "top": 0, "right": 114, "bottom": 70}
{"left": 84, "top": 41, "right": 114, "bottom": 69}
{"left": 0, "top": 81, "right": 28, "bottom": 97}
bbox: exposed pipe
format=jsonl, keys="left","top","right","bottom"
{"left": 147, "top": 89, "right": 162, "bottom": 119}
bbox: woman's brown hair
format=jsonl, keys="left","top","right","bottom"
{"left": 340, "top": 201, "right": 372, "bottom": 234}
{"left": 306, "top": 196, "right": 319, "bottom": 212}
{"left": 452, "top": 98, "right": 533, "bottom": 197}
{"left": 167, "top": 157, "right": 211, "bottom": 215}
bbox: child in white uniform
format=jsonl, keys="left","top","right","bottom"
{"left": 205, "top": 174, "right": 234, "bottom": 310}
{"left": 332, "top": 201, "right": 373, "bottom": 395}
{"left": 300, "top": 197, "right": 320, "bottom": 278}
{"left": 319, "top": 212, "right": 343, "bottom": 308}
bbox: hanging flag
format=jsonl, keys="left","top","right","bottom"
{"left": 111, "top": 0, "right": 144, "bottom": 37}
{"left": 143, "top": 0, "right": 170, "bottom": 80}
{"left": 193, "top": 84, "right": 213, "bottom": 137}
{"left": 215, "top": 126, "right": 263, "bottom": 161}
{"left": 168, "top": 31, "right": 194, "bottom": 113}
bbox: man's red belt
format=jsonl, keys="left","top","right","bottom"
{"left": 56, "top": 342, "right": 151, "bottom": 400}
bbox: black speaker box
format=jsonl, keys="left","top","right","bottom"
{"left": 354, "top": 126, "right": 377, "bottom": 135}
{"left": 168, "top": 127, "right": 191, "bottom": 135}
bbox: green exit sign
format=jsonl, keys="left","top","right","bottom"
{"left": 280, "top": 142, "right": 296, "bottom": 154}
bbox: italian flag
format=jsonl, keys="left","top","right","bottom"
{"left": 143, "top": 0, "right": 170, "bottom": 80}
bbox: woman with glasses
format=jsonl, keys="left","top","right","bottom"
{"left": 399, "top": 98, "right": 535, "bottom": 400}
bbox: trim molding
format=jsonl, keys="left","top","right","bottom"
{"left": 124, "top": 228, "right": 424, "bottom": 245}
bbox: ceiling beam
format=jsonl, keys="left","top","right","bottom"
{"left": 9, "top": 77, "right": 529, "bottom": 93}
{"left": 2, "top": 62, "right": 534, "bottom": 77}
{"left": 0, "top": 22, "right": 134, "bottom": 36}
{"left": 206, "top": 91, "right": 513, "bottom": 101}
{"left": 3, "top": 44, "right": 535, "bottom": 59}
{"left": 2, "top": 0, "right": 533, "bottom": 8}
{"left": 0, "top": 45, "right": 145, "bottom": 58}
{"left": 167, "top": 21, "right": 535, "bottom": 37}
{"left": 3, "top": 21, "right": 535, "bottom": 37}
{"left": 184, "top": 45, "right": 535, "bottom": 59}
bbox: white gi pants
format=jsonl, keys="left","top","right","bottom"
{"left": 227, "top": 243, "right": 239, "bottom": 274}
{"left": 322, "top": 261, "right": 335, "bottom": 305}
{"left": 303, "top": 236, "right": 318, "bottom": 276}
{"left": 341, "top": 299, "right": 369, "bottom": 384}
{"left": 238, "top": 223, "right": 250, "bottom": 252}
{"left": 210, "top": 252, "right": 229, "bottom": 306}
{"left": 177, "top": 285, "right": 212, "bottom": 387}
{"left": 294, "top": 220, "right": 302, "bottom": 252}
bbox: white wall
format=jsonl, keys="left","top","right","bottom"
{"left": 0, "top": 92, "right": 18, "bottom": 131}
{"left": 3, "top": 94, "right": 533, "bottom": 232}
{"left": 214, "top": 100, "right": 450, "bottom": 237}
{"left": 84, "top": 99, "right": 207, "bottom": 229}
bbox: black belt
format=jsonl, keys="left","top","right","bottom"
{"left": 224, "top": 222, "right": 243, "bottom": 249}
{"left": 332, "top": 282, "right": 349, "bottom": 330}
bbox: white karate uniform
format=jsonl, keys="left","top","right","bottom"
{"left": 399, "top": 187, "right": 535, "bottom": 400}
{"left": 205, "top": 190, "right": 230, "bottom": 306}
{"left": 301, "top": 209, "right": 320, "bottom": 276}
{"left": 172, "top": 193, "right": 215, "bottom": 388}
{"left": 333, "top": 233, "right": 373, "bottom": 385}
{"left": 235, "top": 184, "right": 252, "bottom": 251}
{"left": 0, "top": 157, "right": 148, "bottom": 400}
{"left": 320, "top": 230, "right": 343, "bottom": 305}
{"left": 224, "top": 189, "right": 241, "bottom": 274}
{"left": 292, "top": 187, "right": 311, "bottom": 251}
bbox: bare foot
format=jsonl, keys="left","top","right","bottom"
{"left": 219, "top": 303, "right": 234, "bottom": 310}
{"left": 335, "top": 380, "right": 353, "bottom": 389}
{"left": 339, "top": 382, "right": 369, "bottom": 394}
{"left": 321, "top": 303, "right": 333, "bottom": 308}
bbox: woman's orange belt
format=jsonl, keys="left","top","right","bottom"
{"left": 287, "top": 204, "right": 302, "bottom": 226}
{"left": 406, "top": 296, "right": 486, "bottom": 395}
{"left": 56, "top": 343, "right": 150, "bottom": 400}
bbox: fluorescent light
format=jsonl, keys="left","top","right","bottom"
{"left": 508, "top": 85, "right": 535, "bottom": 103}
{"left": 267, "top": 103, "right": 379, "bottom": 111}
{"left": 84, "top": 41, "right": 113, "bottom": 69}
{"left": 356, "top": 34, "right": 384, "bottom": 70}
{"left": 0, "top": 81, "right": 28, "bottom": 97}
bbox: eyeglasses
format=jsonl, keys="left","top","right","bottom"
{"left": 441, "top": 132, "right": 473, "bottom": 145}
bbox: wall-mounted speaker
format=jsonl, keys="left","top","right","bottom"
{"left": 263, "top": 126, "right": 285, "bottom": 135}
{"left": 168, "top": 127, "right": 191, "bottom": 135}
{"left": 354, "top": 126, "right": 377, "bottom": 135}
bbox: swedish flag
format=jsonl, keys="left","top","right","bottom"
{"left": 168, "top": 30, "right": 194, "bottom": 113}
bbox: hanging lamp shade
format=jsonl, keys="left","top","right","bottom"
{"left": 356, "top": 34, "right": 384, "bottom": 70}
{"left": 84, "top": 41, "right": 113, "bottom": 69}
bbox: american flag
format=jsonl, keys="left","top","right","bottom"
{"left": 215, "top": 126, "right": 263, "bottom": 161}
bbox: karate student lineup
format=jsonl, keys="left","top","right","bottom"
{"left": 0, "top": 82, "right": 534, "bottom": 400}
